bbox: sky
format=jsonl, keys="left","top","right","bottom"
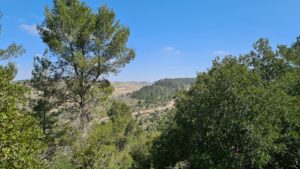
{"left": 1, "top": 0, "right": 300, "bottom": 82}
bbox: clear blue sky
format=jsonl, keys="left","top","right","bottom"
{"left": 1, "top": 0, "right": 300, "bottom": 82}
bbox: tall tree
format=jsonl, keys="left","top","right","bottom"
{"left": 31, "top": 50, "right": 54, "bottom": 135}
{"left": 153, "top": 57, "right": 292, "bottom": 169}
{"left": 151, "top": 38, "right": 300, "bottom": 169}
{"left": 38, "top": 0, "right": 135, "bottom": 124}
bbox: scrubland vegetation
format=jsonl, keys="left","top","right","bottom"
{"left": 0, "top": 0, "right": 299, "bottom": 168}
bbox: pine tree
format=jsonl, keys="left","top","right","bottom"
{"left": 38, "top": 0, "right": 135, "bottom": 125}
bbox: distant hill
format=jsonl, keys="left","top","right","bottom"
{"left": 111, "top": 81, "right": 150, "bottom": 97}
{"left": 130, "top": 78, "right": 196, "bottom": 106}
{"left": 18, "top": 78, "right": 193, "bottom": 108}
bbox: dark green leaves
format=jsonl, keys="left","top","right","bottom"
{"left": 152, "top": 38, "right": 300, "bottom": 169}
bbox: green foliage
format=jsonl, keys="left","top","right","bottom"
{"left": 50, "top": 101, "right": 151, "bottom": 169}
{"left": 30, "top": 50, "right": 64, "bottom": 163}
{"left": 130, "top": 78, "right": 195, "bottom": 106}
{"left": 50, "top": 151, "right": 75, "bottom": 169}
{"left": 152, "top": 39, "right": 300, "bottom": 169}
{"left": 0, "top": 13, "right": 44, "bottom": 168}
{"left": 38, "top": 0, "right": 135, "bottom": 122}
{"left": 0, "top": 65, "right": 44, "bottom": 168}
{"left": 0, "top": 13, "right": 24, "bottom": 60}
{"left": 0, "top": 43, "right": 25, "bottom": 61}
{"left": 2, "top": 4, "right": 300, "bottom": 169}
{"left": 240, "top": 38, "right": 289, "bottom": 82}
{"left": 31, "top": 50, "right": 55, "bottom": 135}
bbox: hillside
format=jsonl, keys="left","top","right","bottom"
{"left": 129, "top": 78, "right": 196, "bottom": 106}
{"left": 111, "top": 81, "right": 150, "bottom": 97}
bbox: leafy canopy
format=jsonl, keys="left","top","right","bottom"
{"left": 152, "top": 38, "right": 300, "bottom": 169}
{"left": 38, "top": 0, "right": 135, "bottom": 122}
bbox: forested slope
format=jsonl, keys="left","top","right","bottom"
{"left": 130, "top": 78, "right": 195, "bottom": 106}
